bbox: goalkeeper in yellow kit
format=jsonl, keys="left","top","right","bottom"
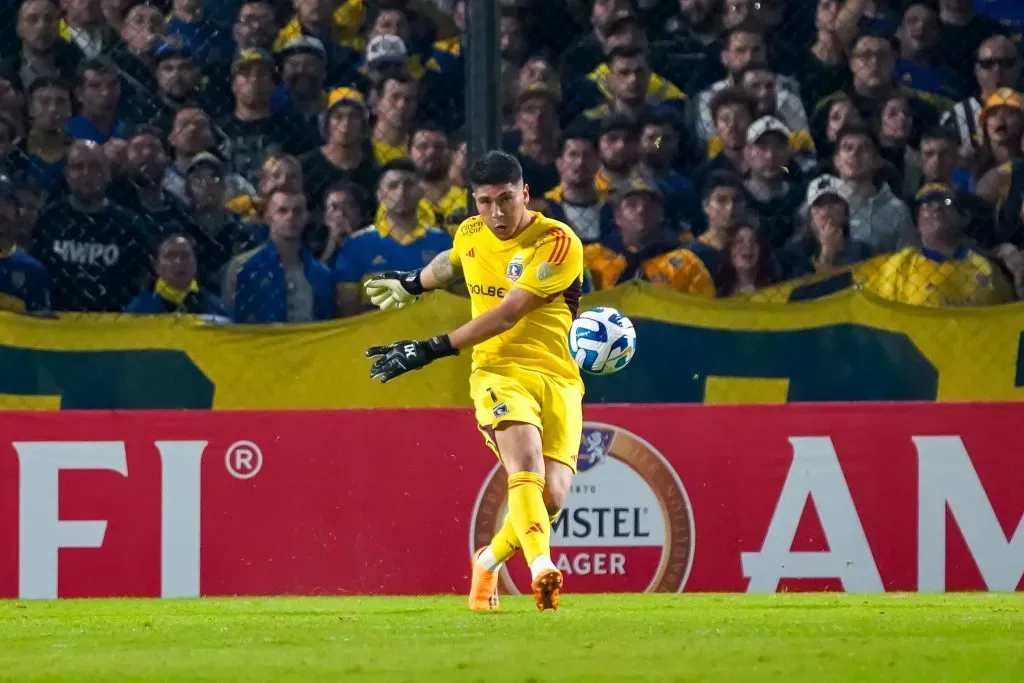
{"left": 363, "top": 151, "right": 584, "bottom": 612}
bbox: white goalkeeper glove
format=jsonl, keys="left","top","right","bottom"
{"left": 363, "top": 270, "right": 426, "bottom": 311}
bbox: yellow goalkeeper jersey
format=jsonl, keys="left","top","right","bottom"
{"left": 450, "top": 212, "right": 584, "bottom": 388}
{"left": 863, "top": 247, "right": 1014, "bottom": 307}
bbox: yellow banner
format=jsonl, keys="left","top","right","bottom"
{"left": 1, "top": 282, "right": 1022, "bottom": 409}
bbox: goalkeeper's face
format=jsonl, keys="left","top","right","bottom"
{"left": 472, "top": 181, "right": 531, "bottom": 240}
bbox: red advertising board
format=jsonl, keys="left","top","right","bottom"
{"left": 1, "top": 404, "right": 1022, "bottom": 599}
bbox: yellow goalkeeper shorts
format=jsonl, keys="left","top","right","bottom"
{"left": 469, "top": 368, "right": 583, "bottom": 474}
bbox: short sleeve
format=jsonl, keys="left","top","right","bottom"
{"left": 332, "top": 240, "right": 365, "bottom": 284}
{"left": 516, "top": 227, "right": 583, "bottom": 298}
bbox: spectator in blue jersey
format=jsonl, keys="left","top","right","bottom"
{"left": 895, "top": 2, "right": 968, "bottom": 108}
{"left": 0, "top": 176, "right": 50, "bottom": 314}
{"left": 125, "top": 234, "right": 230, "bottom": 316}
{"left": 166, "top": 0, "right": 235, "bottom": 67}
{"left": 972, "top": 0, "right": 1024, "bottom": 34}
{"left": 274, "top": 36, "right": 329, "bottom": 125}
{"left": 333, "top": 158, "right": 452, "bottom": 316}
{"left": 20, "top": 78, "right": 71, "bottom": 201}
{"left": 31, "top": 140, "right": 151, "bottom": 311}
{"left": 1, "top": 0, "right": 82, "bottom": 92}
{"left": 66, "top": 58, "right": 128, "bottom": 144}
{"left": 180, "top": 152, "right": 262, "bottom": 294}
{"left": 222, "top": 189, "right": 334, "bottom": 323}
{"left": 232, "top": 1, "right": 279, "bottom": 54}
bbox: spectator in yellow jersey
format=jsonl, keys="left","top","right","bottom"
{"left": 579, "top": 47, "right": 687, "bottom": 127}
{"left": 409, "top": 123, "right": 466, "bottom": 229}
{"left": 584, "top": 177, "right": 715, "bottom": 297}
{"left": 545, "top": 127, "right": 607, "bottom": 244}
{"left": 865, "top": 183, "right": 1014, "bottom": 306}
{"left": 973, "top": 88, "right": 1024, "bottom": 185}
{"left": 370, "top": 71, "right": 417, "bottom": 165}
{"left": 334, "top": 158, "right": 451, "bottom": 314}
{"left": 716, "top": 221, "right": 781, "bottom": 297}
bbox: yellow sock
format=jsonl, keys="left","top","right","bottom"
{"left": 506, "top": 472, "right": 550, "bottom": 565}
{"left": 490, "top": 508, "right": 562, "bottom": 564}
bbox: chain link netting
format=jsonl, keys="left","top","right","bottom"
{"left": 0, "top": 0, "right": 1022, "bottom": 320}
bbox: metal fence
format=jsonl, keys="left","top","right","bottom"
{"left": 0, "top": 0, "right": 1023, "bottom": 321}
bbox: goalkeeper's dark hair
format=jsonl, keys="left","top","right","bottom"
{"left": 468, "top": 151, "right": 523, "bottom": 187}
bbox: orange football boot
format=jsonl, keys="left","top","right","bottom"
{"left": 468, "top": 548, "right": 500, "bottom": 611}
{"left": 531, "top": 567, "right": 563, "bottom": 611}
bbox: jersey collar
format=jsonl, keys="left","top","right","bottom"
{"left": 921, "top": 246, "right": 968, "bottom": 263}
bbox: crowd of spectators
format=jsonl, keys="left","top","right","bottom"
{"left": 0, "top": 0, "right": 1023, "bottom": 322}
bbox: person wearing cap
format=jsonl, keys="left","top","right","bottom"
{"left": 733, "top": 62, "right": 815, "bottom": 171}
{"left": 779, "top": 174, "right": 874, "bottom": 279}
{"left": 940, "top": 35, "right": 1020, "bottom": 153}
{"left": 408, "top": 122, "right": 467, "bottom": 229}
{"left": 510, "top": 81, "right": 561, "bottom": 195}
{"left": 180, "top": 151, "right": 261, "bottom": 294}
{"left": 742, "top": 115, "right": 805, "bottom": 250}
{"left": 863, "top": 182, "right": 1014, "bottom": 306}
{"left": 361, "top": 30, "right": 425, "bottom": 82}
{"left": 974, "top": 87, "right": 1024, "bottom": 181}
{"left": 918, "top": 126, "right": 994, "bottom": 243}
{"left": 149, "top": 36, "right": 216, "bottom": 134}
{"left": 544, "top": 128, "right": 607, "bottom": 244}
{"left": 31, "top": 140, "right": 151, "bottom": 312}
{"left": 275, "top": 36, "right": 329, "bottom": 121}
{"left": 370, "top": 71, "right": 418, "bottom": 166}
{"left": 219, "top": 47, "right": 318, "bottom": 186}
{"left": 334, "top": 158, "right": 451, "bottom": 315}
{"left": 583, "top": 175, "right": 715, "bottom": 297}
{"left": 164, "top": 107, "right": 257, "bottom": 208}
{"left": 166, "top": 0, "right": 234, "bottom": 67}
{"left": 832, "top": 123, "right": 916, "bottom": 254}
{"left": 0, "top": 176, "right": 50, "bottom": 314}
{"left": 124, "top": 234, "right": 229, "bottom": 317}
{"left": 300, "top": 85, "right": 379, "bottom": 210}
{"left": 273, "top": 0, "right": 365, "bottom": 58}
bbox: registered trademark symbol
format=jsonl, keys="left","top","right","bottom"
{"left": 225, "top": 441, "right": 263, "bottom": 480}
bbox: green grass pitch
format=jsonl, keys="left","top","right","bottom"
{"left": 1, "top": 594, "right": 1022, "bottom": 682}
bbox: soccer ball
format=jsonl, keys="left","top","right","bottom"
{"left": 568, "top": 307, "right": 637, "bottom": 375}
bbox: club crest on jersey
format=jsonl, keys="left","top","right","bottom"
{"left": 492, "top": 402, "right": 509, "bottom": 418}
{"left": 506, "top": 256, "right": 525, "bottom": 282}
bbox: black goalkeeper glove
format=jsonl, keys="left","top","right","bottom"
{"left": 363, "top": 270, "right": 425, "bottom": 311}
{"left": 366, "top": 335, "right": 459, "bottom": 384}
